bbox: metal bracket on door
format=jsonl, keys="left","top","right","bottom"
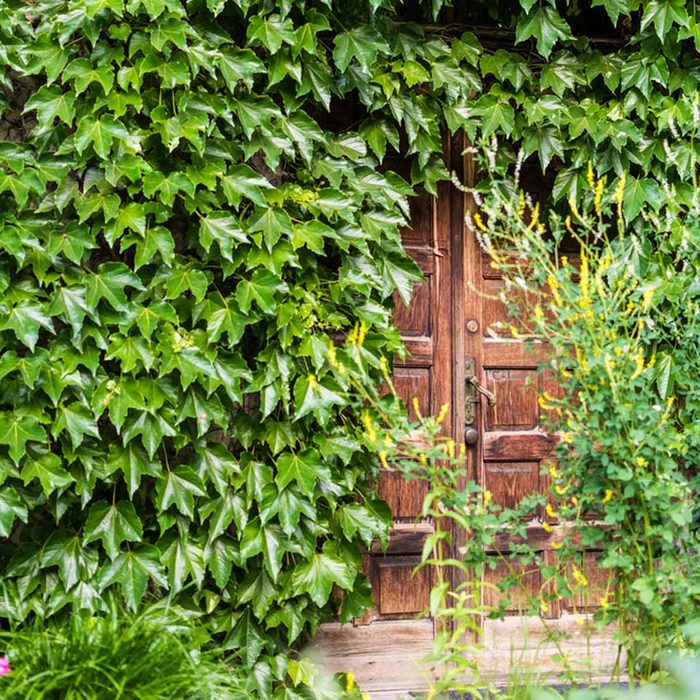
{"left": 464, "top": 357, "right": 497, "bottom": 426}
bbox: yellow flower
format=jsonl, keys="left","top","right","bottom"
{"left": 548, "top": 463, "right": 560, "bottom": 479}
{"left": 554, "top": 484, "right": 568, "bottom": 496}
{"left": 346, "top": 671, "right": 355, "bottom": 692}
{"left": 586, "top": 161, "right": 595, "bottom": 189}
{"left": 545, "top": 503, "right": 557, "bottom": 519}
{"left": 603, "top": 489, "right": 613, "bottom": 503}
{"left": 642, "top": 288, "right": 654, "bottom": 309}
{"left": 542, "top": 521, "right": 553, "bottom": 533}
{"left": 540, "top": 601, "right": 549, "bottom": 614}
{"left": 426, "top": 687, "right": 436, "bottom": 700}
{"left": 473, "top": 212, "right": 488, "bottom": 232}
{"left": 483, "top": 489, "right": 492, "bottom": 506}
{"left": 379, "top": 451, "right": 389, "bottom": 470}
{"left": 599, "top": 596, "right": 610, "bottom": 609}
{"left": 528, "top": 202, "right": 540, "bottom": 231}
{"left": 357, "top": 322, "right": 367, "bottom": 347}
{"left": 614, "top": 173, "right": 626, "bottom": 210}
{"left": 446, "top": 439, "right": 455, "bottom": 459}
{"left": 552, "top": 541, "right": 563, "bottom": 550}
{"left": 572, "top": 565, "right": 588, "bottom": 587}
{"left": 307, "top": 374, "right": 318, "bottom": 390}
{"left": 636, "top": 457, "right": 646, "bottom": 467}
{"left": 361, "top": 411, "right": 377, "bottom": 444}
{"left": 419, "top": 453, "right": 427, "bottom": 466}
{"left": 412, "top": 397, "right": 422, "bottom": 419}
{"left": 328, "top": 345, "right": 337, "bottom": 366}
{"left": 436, "top": 402, "right": 449, "bottom": 424}
{"left": 594, "top": 176, "right": 606, "bottom": 216}
{"left": 571, "top": 495, "right": 579, "bottom": 507}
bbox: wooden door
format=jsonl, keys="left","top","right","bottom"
{"left": 317, "top": 144, "right": 615, "bottom": 695}
{"left": 316, "top": 136, "right": 465, "bottom": 696}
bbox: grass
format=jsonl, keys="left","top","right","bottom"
{"left": 0, "top": 599, "right": 246, "bottom": 700}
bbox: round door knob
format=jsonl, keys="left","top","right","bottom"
{"left": 465, "top": 428, "right": 478, "bottom": 446}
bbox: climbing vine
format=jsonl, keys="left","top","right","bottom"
{"left": 1, "top": 0, "right": 699, "bottom": 690}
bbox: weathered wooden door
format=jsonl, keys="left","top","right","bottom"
{"left": 317, "top": 141, "right": 612, "bottom": 696}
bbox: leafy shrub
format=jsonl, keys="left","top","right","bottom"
{"left": 0, "top": 600, "right": 246, "bottom": 700}
{"left": 473, "top": 160, "right": 700, "bottom": 677}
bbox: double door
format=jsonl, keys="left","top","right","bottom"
{"left": 317, "top": 137, "right": 608, "bottom": 696}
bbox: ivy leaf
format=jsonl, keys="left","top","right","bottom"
{"left": 292, "top": 548, "right": 354, "bottom": 606}
{"left": 86, "top": 262, "right": 144, "bottom": 311}
{"left": 100, "top": 545, "right": 168, "bottom": 610}
{"left": 74, "top": 115, "right": 129, "bottom": 159}
{"left": 83, "top": 500, "right": 144, "bottom": 560}
{"left": 156, "top": 467, "right": 207, "bottom": 518}
{"left": 247, "top": 207, "right": 293, "bottom": 250}
{"left": 515, "top": 7, "right": 573, "bottom": 59}
{"left": 199, "top": 213, "right": 248, "bottom": 260}
{"left": 21, "top": 452, "right": 73, "bottom": 494}
{"left": 52, "top": 402, "right": 100, "bottom": 449}
{"left": 41, "top": 530, "right": 99, "bottom": 591}
{"left": 0, "top": 301, "right": 55, "bottom": 351}
{"left": 623, "top": 176, "right": 663, "bottom": 220}
{"left": 236, "top": 270, "right": 289, "bottom": 314}
{"left": 276, "top": 448, "right": 329, "bottom": 497}
{"left": 24, "top": 85, "right": 75, "bottom": 129}
{"left": 221, "top": 164, "right": 273, "bottom": 208}
{"left": 108, "top": 443, "right": 160, "bottom": 498}
{"left": 132, "top": 226, "right": 176, "bottom": 269}
{"left": 224, "top": 610, "right": 265, "bottom": 667}
{"left": 247, "top": 14, "right": 295, "bottom": 53}
{"left": 293, "top": 375, "right": 345, "bottom": 425}
{"left": 641, "top": 0, "right": 688, "bottom": 41}
{"left": 333, "top": 27, "right": 389, "bottom": 72}
{"left": 0, "top": 486, "right": 28, "bottom": 537}
{"left": 0, "top": 412, "right": 47, "bottom": 463}
{"left": 382, "top": 254, "right": 422, "bottom": 306}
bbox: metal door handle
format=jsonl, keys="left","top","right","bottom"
{"left": 465, "top": 357, "right": 497, "bottom": 427}
{"left": 468, "top": 376, "right": 497, "bottom": 406}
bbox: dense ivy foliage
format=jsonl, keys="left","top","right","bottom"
{"left": 1, "top": 0, "right": 699, "bottom": 687}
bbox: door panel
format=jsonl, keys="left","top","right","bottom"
{"left": 317, "top": 142, "right": 614, "bottom": 693}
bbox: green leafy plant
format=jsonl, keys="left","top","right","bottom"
{"left": 471, "top": 155, "right": 700, "bottom": 679}
{"left": 0, "top": 598, "right": 247, "bottom": 699}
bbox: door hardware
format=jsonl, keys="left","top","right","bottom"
{"left": 464, "top": 357, "right": 497, "bottom": 430}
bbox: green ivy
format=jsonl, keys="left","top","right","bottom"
{"left": 2, "top": 0, "right": 700, "bottom": 687}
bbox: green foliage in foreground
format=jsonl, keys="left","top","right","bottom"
{"left": 0, "top": 601, "right": 246, "bottom": 700}
{"left": 2, "top": 0, "right": 700, "bottom": 690}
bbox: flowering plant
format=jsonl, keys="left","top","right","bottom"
{"left": 471, "top": 156, "right": 700, "bottom": 678}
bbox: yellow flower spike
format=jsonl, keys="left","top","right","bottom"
{"left": 528, "top": 202, "right": 540, "bottom": 231}
{"left": 419, "top": 453, "right": 428, "bottom": 466}
{"left": 348, "top": 323, "right": 359, "bottom": 344}
{"left": 379, "top": 451, "right": 389, "bottom": 470}
{"left": 545, "top": 503, "right": 557, "bottom": 519}
{"left": 307, "top": 374, "right": 318, "bottom": 390}
{"left": 631, "top": 353, "right": 644, "bottom": 380}
{"left": 603, "top": 489, "right": 613, "bottom": 503}
{"left": 473, "top": 212, "right": 488, "bottom": 232}
{"left": 594, "top": 176, "right": 606, "bottom": 216}
{"left": 361, "top": 411, "right": 377, "bottom": 444}
{"left": 599, "top": 596, "right": 610, "bottom": 609}
{"left": 534, "top": 304, "right": 544, "bottom": 320}
{"left": 412, "top": 397, "right": 422, "bottom": 419}
{"left": 517, "top": 192, "right": 526, "bottom": 216}
{"left": 328, "top": 345, "right": 337, "bottom": 367}
{"left": 484, "top": 489, "right": 492, "bottom": 506}
{"left": 568, "top": 197, "right": 579, "bottom": 217}
{"left": 446, "top": 439, "right": 455, "bottom": 459}
{"left": 642, "top": 288, "right": 654, "bottom": 309}
{"left": 615, "top": 173, "right": 626, "bottom": 210}
{"left": 572, "top": 565, "right": 588, "bottom": 587}
{"left": 561, "top": 255, "right": 568, "bottom": 266}
{"left": 571, "top": 495, "right": 579, "bottom": 507}
{"left": 548, "top": 463, "right": 560, "bottom": 479}
{"left": 346, "top": 672, "right": 355, "bottom": 692}
{"left": 586, "top": 161, "right": 595, "bottom": 189}
{"left": 436, "top": 402, "right": 449, "bottom": 424}
{"left": 542, "top": 521, "right": 553, "bottom": 533}
{"left": 540, "top": 601, "right": 549, "bottom": 614}
{"left": 357, "top": 322, "right": 367, "bottom": 347}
